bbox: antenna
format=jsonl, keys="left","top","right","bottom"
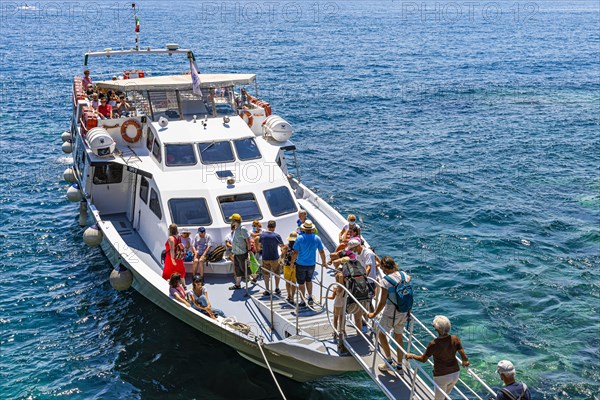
{"left": 132, "top": 3, "right": 140, "bottom": 51}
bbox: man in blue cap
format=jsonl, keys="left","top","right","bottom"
{"left": 192, "top": 227, "right": 213, "bottom": 279}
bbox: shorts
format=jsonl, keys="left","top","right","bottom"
{"left": 283, "top": 264, "right": 296, "bottom": 283}
{"left": 295, "top": 264, "right": 315, "bottom": 285}
{"left": 233, "top": 253, "right": 249, "bottom": 277}
{"left": 262, "top": 259, "right": 280, "bottom": 275}
{"left": 378, "top": 308, "right": 408, "bottom": 335}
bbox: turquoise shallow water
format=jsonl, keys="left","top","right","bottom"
{"left": 1, "top": 1, "right": 599, "bottom": 399}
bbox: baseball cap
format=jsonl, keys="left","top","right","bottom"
{"left": 496, "top": 360, "right": 515, "bottom": 375}
{"left": 197, "top": 227, "right": 206, "bottom": 233}
{"left": 230, "top": 213, "right": 241, "bottom": 221}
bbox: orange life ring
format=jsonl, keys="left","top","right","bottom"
{"left": 121, "top": 119, "right": 142, "bottom": 143}
{"left": 240, "top": 110, "right": 254, "bottom": 128}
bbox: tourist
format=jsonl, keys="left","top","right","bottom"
{"left": 495, "top": 360, "right": 531, "bottom": 400}
{"left": 368, "top": 256, "right": 411, "bottom": 371}
{"left": 328, "top": 271, "right": 347, "bottom": 341}
{"left": 90, "top": 92, "right": 99, "bottom": 109}
{"left": 224, "top": 223, "right": 235, "bottom": 261}
{"left": 97, "top": 97, "right": 112, "bottom": 119}
{"left": 250, "top": 219, "right": 263, "bottom": 254}
{"left": 179, "top": 229, "right": 193, "bottom": 262}
{"left": 192, "top": 227, "right": 214, "bottom": 279}
{"left": 188, "top": 275, "right": 225, "bottom": 319}
{"left": 229, "top": 213, "right": 251, "bottom": 290}
{"left": 281, "top": 231, "right": 297, "bottom": 304}
{"left": 81, "top": 69, "right": 92, "bottom": 89}
{"left": 85, "top": 83, "right": 95, "bottom": 98}
{"left": 168, "top": 272, "right": 190, "bottom": 307}
{"left": 406, "top": 316, "right": 470, "bottom": 400}
{"left": 339, "top": 214, "right": 361, "bottom": 243}
{"left": 296, "top": 210, "right": 317, "bottom": 234}
{"left": 162, "top": 224, "right": 186, "bottom": 281}
{"left": 116, "top": 95, "right": 131, "bottom": 117}
{"left": 290, "top": 220, "right": 326, "bottom": 307}
{"left": 258, "top": 220, "right": 285, "bottom": 296}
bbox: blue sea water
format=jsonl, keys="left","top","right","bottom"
{"left": 1, "top": 0, "right": 598, "bottom": 399}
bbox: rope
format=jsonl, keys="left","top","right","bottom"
{"left": 256, "top": 336, "right": 287, "bottom": 400}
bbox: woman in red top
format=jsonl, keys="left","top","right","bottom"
{"left": 162, "top": 224, "right": 186, "bottom": 281}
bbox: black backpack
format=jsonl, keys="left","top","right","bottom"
{"left": 207, "top": 245, "right": 226, "bottom": 262}
{"left": 342, "top": 260, "right": 370, "bottom": 312}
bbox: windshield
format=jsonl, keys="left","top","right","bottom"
{"left": 198, "top": 141, "right": 235, "bottom": 164}
{"left": 165, "top": 144, "right": 197, "bottom": 166}
{"left": 234, "top": 137, "right": 261, "bottom": 161}
{"left": 219, "top": 193, "right": 262, "bottom": 222}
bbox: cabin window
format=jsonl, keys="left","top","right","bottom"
{"left": 146, "top": 128, "right": 154, "bottom": 151}
{"left": 264, "top": 186, "right": 297, "bottom": 216}
{"left": 218, "top": 193, "right": 262, "bottom": 223}
{"left": 149, "top": 188, "right": 162, "bottom": 220}
{"left": 234, "top": 137, "right": 261, "bottom": 161}
{"left": 93, "top": 163, "right": 123, "bottom": 185}
{"left": 151, "top": 139, "right": 161, "bottom": 162}
{"left": 169, "top": 198, "right": 212, "bottom": 226}
{"left": 139, "top": 176, "right": 149, "bottom": 204}
{"left": 165, "top": 144, "right": 197, "bottom": 166}
{"left": 198, "top": 141, "right": 235, "bottom": 164}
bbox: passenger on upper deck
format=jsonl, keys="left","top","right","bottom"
{"left": 339, "top": 214, "right": 361, "bottom": 243}
{"left": 90, "top": 92, "right": 99, "bottom": 109}
{"left": 115, "top": 95, "right": 131, "bottom": 117}
{"left": 85, "top": 84, "right": 95, "bottom": 98}
{"left": 97, "top": 97, "right": 113, "bottom": 119}
{"left": 82, "top": 70, "right": 92, "bottom": 89}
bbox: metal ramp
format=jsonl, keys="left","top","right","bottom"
{"left": 343, "top": 334, "right": 435, "bottom": 400}
{"left": 250, "top": 289, "right": 337, "bottom": 339}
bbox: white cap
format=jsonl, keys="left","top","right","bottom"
{"left": 345, "top": 238, "right": 361, "bottom": 251}
{"left": 496, "top": 360, "right": 515, "bottom": 375}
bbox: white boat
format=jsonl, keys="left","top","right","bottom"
{"left": 62, "top": 44, "right": 496, "bottom": 399}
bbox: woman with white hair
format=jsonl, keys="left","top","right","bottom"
{"left": 406, "top": 315, "right": 470, "bottom": 400}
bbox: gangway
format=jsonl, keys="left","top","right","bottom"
{"left": 325, "top": 282, "right": 497, "bottom": 400}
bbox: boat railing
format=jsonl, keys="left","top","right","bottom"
{"left": 254, "top": 263, "right": 302, "bottom": 336}
{"left": 321, "top": 280, "right": 496, "bottom": 400}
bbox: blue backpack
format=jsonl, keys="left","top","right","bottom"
{"left": 384, "top": 272, "right": 413, "bottom": 313}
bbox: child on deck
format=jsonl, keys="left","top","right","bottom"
{"left": 328, "top": 272, "right": 347, "bottom": 341}
{"left": 187, "top": 275, "right": 225, "bottom": 319}
{"left": 281, "top": 231, "right": 297, "bottom": 304}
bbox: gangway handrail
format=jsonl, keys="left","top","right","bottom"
{"left": 410, "top": 314, "right": 497, "bottom": 397}
{"left": 323, "top": 282, "right": 462, "bottom": 400}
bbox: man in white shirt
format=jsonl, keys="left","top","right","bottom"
{"left": 192, "top": 227, "right": 214, "bottom": 279}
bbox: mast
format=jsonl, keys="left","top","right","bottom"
{"left": 133, "top": 3, "right": 140, "bottom": 51}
